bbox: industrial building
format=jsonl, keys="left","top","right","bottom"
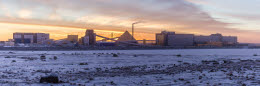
{"left": 209, "top": 33, "right": 223, "bottom": 42}
{"left": 168, "top": 34, "right": 194, "bottom": 46}
{"left": 13, "top": 33, "right": 49, "bottom": 44}
{"left": 85, "top": 30, "right": 96, "bottom": 45}
{"left": 194, "top": 35, "right": 211, "bottom": 44}
{"left": 97, "top": 42, "right": 116, "bottom": 46}
{"left": 10, "top": 30, "right": 238, "bottom": 48}
{"left": 156, "top": 31, "right": 194, "bottom": 46}
{"left": 13, "top": 33, "right": 34, "bottom": 44}
{"left": 67, "top": 35, "right": 78, "bottom": 43}
{"left": 194, "top": 34, "right": 238, "bottom": 47}
{"left": 223, "top": 36, "right": 238, "bottom": 45}
{"left": 36, "top": 33, "right": 50, "bottom": 44}
{"left": 0, "top": 40, "right": 15, "bottom": 47}
{"left": 41, "top": 39, "right": 55, "bottom": 45}
{"left": 4, "top": 39, "right": 15, "bottom": 47}
{"left": 81, "top": 36, "right": 90, "bottom": 45}
{"left": 194, "top": 33, "right": 223, "bottom": 44}
{"left": 79, "top": 30, "right": 96, "bottom": 46}
{"left": 54, "top": 39, "right": 75, "bottom": 47}
{"left": 156, "top": 31, "right": 238, "bottom": 47}
{"left": 156, "top": 31, "right": 175, "bottom": 46}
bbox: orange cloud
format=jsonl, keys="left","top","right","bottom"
{"left": 1, "top": 0, "right": 260, "bottom": 43}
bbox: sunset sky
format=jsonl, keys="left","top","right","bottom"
{"left": 0, "top": 0, "right": 260, "bottom": 43}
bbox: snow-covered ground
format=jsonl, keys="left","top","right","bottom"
{"left": 0, "top": 49, "right": 259, "bottom": 86}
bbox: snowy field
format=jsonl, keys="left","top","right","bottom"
{"left": 0, "top": 49, "right": 259, "bottom": 86}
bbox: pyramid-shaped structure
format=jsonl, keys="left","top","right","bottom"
{"left": 117, "top": 31, "right": 136, "bottom": 41}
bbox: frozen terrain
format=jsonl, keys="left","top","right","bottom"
{"left": 0, "top": 49, "right": 259, "bottom": 86}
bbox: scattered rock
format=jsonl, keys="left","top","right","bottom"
{"left": 221, "top": 70, "right": 227, "bottom": 72}
{"left": 199, "top": 76, "right": 203, "bottom": 79}
{"left": 12, "top": 60, "right": 16, "bottom": 63}
{"left": 110, "top": 81, "right": 116, "bottom": 85}
{"left": 8, "top": 52, "right": 15, "bottom": 54}
{"left": 209, "top": 69, "right": 216, "bottom": 72}
{"left": 183, "top": 62, "right": 190, "bottom": 65}
{"left": 178, "top": 78, "right": 184, "bottom": 81}
{"left": 36, "top": 70, "right": 52, "bottom": 73}
{"left": 178, "top": 61, "right": 182, "bottom": 63}
{"left": 40, "top": 55, "right": 46, "bottom": 60}
{"left": 84, "top": 68, "right": 90, "bottom": 70}
{"left": 113, "top": 54, "right": 118, "bottom": 57}
{"left": 212, "top": 62, "right": 219, "bottom": 65}
{"left": 176, "top": 54, "right": 182, "bottom": 57}
{"left": 79, "top": 63, "right": 88, "bottom": 65}
{"left": 53, "top": 56, "right": 58, "bottom": 60}
{"left": 20, "top": 57, "right": 38, "bottom": 60}
{"left": 40, "top": 74, "right": 60, "bottom": 83}
{"left": 223, "top": 60, "right": 233, "bottom": 64}
{"left": 88, "top": 77, "right": 94, "bottom": 81}
{"left": 227, "top": 72, "right": 233, "bottom": 76}
{"left": 174, "top": 80, "right": 177, "bottom": 82}
{"left": 5, "top": 56, "right": 11, "bottom": 58}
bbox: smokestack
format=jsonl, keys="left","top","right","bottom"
{"left": 132, "top": 21, "right": 141, "bottom": 40}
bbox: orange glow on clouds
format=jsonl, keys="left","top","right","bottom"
{"left": 1, "top": 0, "right": 260, "bottom": 43}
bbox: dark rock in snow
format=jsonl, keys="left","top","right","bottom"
{"left": 110, "top": 81, "right": 116, "bottom": 85}
{"left": 40, "top": 55, "right": 46, "bottom": 59}
{"left": 176, "top": 54, "right": 182, "bottom": 57}
{"left": 113, "top": 54, "right": 118, "bottom": 57}
{"left": 199, "top": 76, "right": 203, "bottom": 79}
{"left": 12, "top": 60, "right": 16, "bottom": 63}
{"left": 53, "top": 56, "right": 58, "bottom": 60}
{"left": 5, "top": 56, "right": 11, "bottom": 58}
{"left": 8, "top": 52, "right": 15, "bottom": 54}
{"left": 178, "top": 78, "right": 184, "bottom": 81}
{"left": 79, "top": 63, "right": 88, "bottom": 65}
{"left": 40, "top": 74, "right": 59, "bottom": 83}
